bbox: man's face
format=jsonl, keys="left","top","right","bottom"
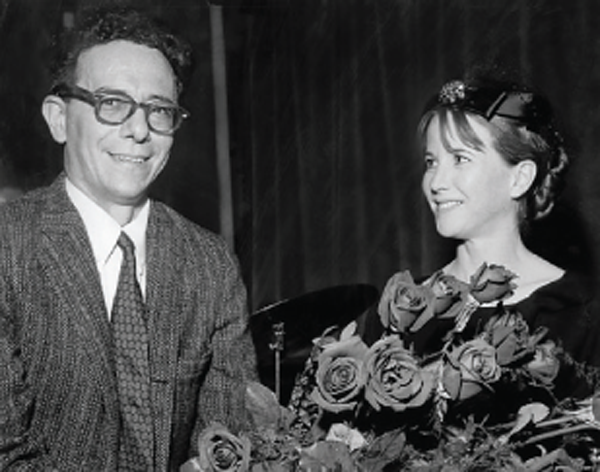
{"left": 61, "top": 40, "right": 178, "bottom": 214}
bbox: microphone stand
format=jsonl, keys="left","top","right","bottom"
{"left": 269, "top": 322, "right": 285, "bottom": 403}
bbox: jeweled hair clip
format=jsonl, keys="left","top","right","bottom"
{"left": 439, "top": 80, "right": 466, "bottom": 104}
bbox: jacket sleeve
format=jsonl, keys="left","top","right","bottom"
{"left": 0, "top": 277, "right": 56, "bottom": 471}
{"left": 193, "top": 245, "right": 258, "bottom": 438}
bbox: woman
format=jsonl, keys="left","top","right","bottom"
{"left": 415, "top": 75, "right": 600, "bottom": 401}
{"left": 362, "top": 74, "right": 600, "bottom": 404}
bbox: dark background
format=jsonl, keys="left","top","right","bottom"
{"left": 1, "top": 0, "right": 598, "bottom": 315}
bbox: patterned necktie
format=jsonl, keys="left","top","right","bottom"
{"left": 111, "top": 232, "right": 154, "bottom": 470}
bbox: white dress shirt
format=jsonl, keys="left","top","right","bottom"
{"left": 65, "top": 178, "right": 149, "bottom": 317}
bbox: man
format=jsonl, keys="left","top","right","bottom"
{"left": 0, "top": 6, "right": 257, "bottom": 471}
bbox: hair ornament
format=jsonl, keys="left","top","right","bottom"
{"left": 439, "top": 80, "right": 466, "bottom": 104}
{"left": 429, "top": 79, "right": 556, "bottom": 137}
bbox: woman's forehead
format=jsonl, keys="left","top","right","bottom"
{"left": 433, "top": 111, "right": 489, "bottom": 151}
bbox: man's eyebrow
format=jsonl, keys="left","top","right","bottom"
{"left": 93, "top": 87, "right": 130, "bottom": 96}
{"left": 145, "top": 93, "right": 178, "bottom": 105}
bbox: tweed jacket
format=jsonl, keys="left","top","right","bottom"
{"left": 0, "top": 176, "right": 258, "bottom": 471}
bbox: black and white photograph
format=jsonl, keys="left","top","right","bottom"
{"left": 1, "top": 0, "right": 600, "bottom": 470}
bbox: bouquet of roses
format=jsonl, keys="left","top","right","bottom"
{"left": 182, "top": 263, "right": 600, "bottom": 471}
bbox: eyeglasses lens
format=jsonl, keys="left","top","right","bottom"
{"left": 98, "top": 97, "right": 132, "bottom": 123}
{"left": 97, "top": 96, "right": 180, "bottom": 133}
{"left": 147, "top": 106, "right": 178, "bottom": 133}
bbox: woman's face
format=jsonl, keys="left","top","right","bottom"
{"left": 421, "top": 113, "right": 521, "bottom": 242}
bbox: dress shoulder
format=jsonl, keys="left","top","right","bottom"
{"left": 508, "top": 271, "right": 596, "bottom": 362}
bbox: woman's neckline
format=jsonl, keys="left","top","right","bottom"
{"left": 435, "top": 265, "right": 566, "bottom": 306}
{"left": 486, "top": 270, "right": 566, "bottom": 307}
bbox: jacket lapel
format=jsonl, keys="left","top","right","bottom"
{"left": 37, "top": 177, "right": 119, "bottom": 417}
{"left": 146, "top": 203, "right": 186, "bottom": 470}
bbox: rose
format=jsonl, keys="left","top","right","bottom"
{"left": 469, "top": 263, "right": 516, "bottom": 304}
{"left": 525, "top": 340, "right": 560, "bottom": 385}
{"left": 427, "top": 271, "right": 470, "bottom": 320}
{"left": 377, "top": 271, "right": 435, "bottom": 333}
{"left": 311, "top": 334, "right": 369, "bottom": 413}
{"left": 181, "top": 423, "right": 251, "bottom": 472}
{"left": 363, "top": 336, "right": 434, "bottom": 412}
{"left": 442, "top": 339, "right": 501, "bottom": 401}
{"left": 483, "top": 309, "right": 532, "bottom": 366}
{"left": 197, "top": 425, "right": 251, "bottom": 472}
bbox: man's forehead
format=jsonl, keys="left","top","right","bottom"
{"left": 75, "top": 40, "right": 177, "bottom": 99}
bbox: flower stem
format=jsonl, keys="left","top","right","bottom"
{"left": 519, "top": 423, "right": 598, "bottom": 446}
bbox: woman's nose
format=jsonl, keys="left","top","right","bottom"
{"left": 428, "top": 163, "right": 450, "bottom": 194}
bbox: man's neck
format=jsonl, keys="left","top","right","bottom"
{"left": 105, "top": 202, "right": 146, "bottom": 227}
{"left": 65, "top": 177, "right": 148, "bottom": 226}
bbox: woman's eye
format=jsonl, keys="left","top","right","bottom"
{"left": 454, "top": 154, "right": 470, "bottom": 164}
{"left": 424, "top": 156, "right": 437, "bottom": 169}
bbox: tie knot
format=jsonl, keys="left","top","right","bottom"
{"left": 117, "top": 232, "right": 136, "bottom": 258}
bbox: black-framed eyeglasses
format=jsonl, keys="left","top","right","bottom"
{"left": 52, "top": 84, "right": 190, "bottom": 135}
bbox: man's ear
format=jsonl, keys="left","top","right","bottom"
{"left": 510, "top": 160, "right": 537, "bottom": 199}
{"left": 42, "top": 95, "right": 67, "bottom": 144}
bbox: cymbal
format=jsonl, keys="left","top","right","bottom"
{"left": 250, "top": 284, "right": 379, "bottom": 404}
{"left": 250, "top": 283, "right": 379, "bottom": 366}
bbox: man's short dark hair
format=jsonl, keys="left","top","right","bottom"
{"left": 52, "top": 5, "right": 193, "bottom": 95}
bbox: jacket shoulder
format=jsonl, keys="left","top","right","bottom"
{"left": 150, "top": 200, "right": 235, "bottom": 262}
{"left": 0, "top": 186, "right": 50, "bottom": 237}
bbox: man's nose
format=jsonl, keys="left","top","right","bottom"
{"left": 120, "top": 106, "right": 151, "bottom": 142}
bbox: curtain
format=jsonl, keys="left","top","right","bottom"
{"left": 1, "top": 0, "right": 599, "bottom": 316}
{"left": 230, "top": 0, "right": 600, "bottom": 312}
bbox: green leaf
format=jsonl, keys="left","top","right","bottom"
{"left": 245, "top": 381, "right": 291, "bottom": 431}
{"left": 356, "top": 429, "right": 406, "bottom": 472}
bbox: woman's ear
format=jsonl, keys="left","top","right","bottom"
{"left": 510, "top": 160, "right": 537, "bottom": 199}
{"left": 42, "top": 95, "right": 67, "bottom": 144}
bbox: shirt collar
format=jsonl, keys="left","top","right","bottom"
{"left": 65, "top": 178, "right": 150, "bottom": 269}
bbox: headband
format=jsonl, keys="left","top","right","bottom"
{"left": 428, "top": 79, "right": 556, "bottom": 136}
